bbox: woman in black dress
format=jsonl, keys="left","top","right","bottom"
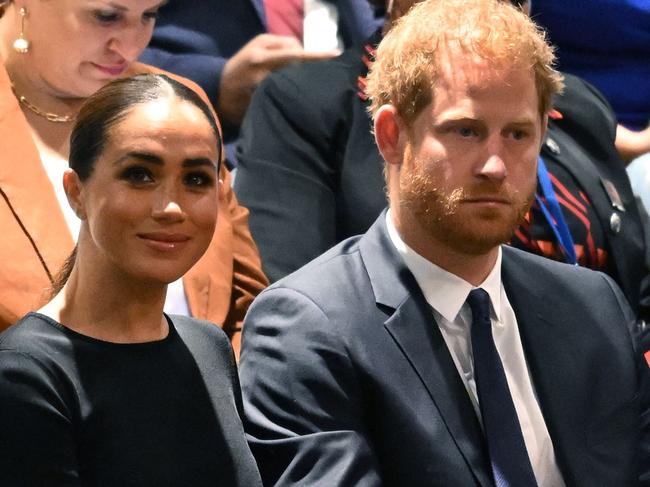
{"left": 0, "top": 74, "right": 261, "bottom": 486}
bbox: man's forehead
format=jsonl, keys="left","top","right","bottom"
{"left": 436, "top": 47, "right": 534, "bottom": 91}
{"left": 423, "top": 55, "right": 541, "bottom": 124}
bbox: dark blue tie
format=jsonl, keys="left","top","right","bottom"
{"left": 467, "top": 288, "right": 538, "bottom": 487}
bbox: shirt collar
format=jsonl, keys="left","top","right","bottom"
{"left": 385, "top": 210, "right": 503, "bottom": 322}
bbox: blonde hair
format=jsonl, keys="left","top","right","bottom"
{"left": 366, "top": 0, "right": 564, "bottom": 125}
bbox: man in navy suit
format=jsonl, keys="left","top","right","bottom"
{"left": 239, "top": 0, "right": 650, "bottom": 485}
{"left": 140, "top": 0, "right": 382, "bottom": 159}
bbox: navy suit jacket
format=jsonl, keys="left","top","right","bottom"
{"left": 240, "top": 213, "right": 650, "bottom": 486}
{"left": 140, "top": 0, "right": 382, "bottom": 145}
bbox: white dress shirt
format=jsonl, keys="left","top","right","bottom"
{"left": 303, "top": 0, "right": 342, "bottom": 51}
{"left": 386, "top": 211, "right": 565, "bottom": 487}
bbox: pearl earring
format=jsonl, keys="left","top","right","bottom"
{"left": 13, "top": 7, "right": 30, "bottom": 54}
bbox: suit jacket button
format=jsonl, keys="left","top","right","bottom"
{"left": 610, "top": 212, "right": 621, "bottom": 234}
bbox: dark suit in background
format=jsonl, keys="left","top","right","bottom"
{"left": 140, "top": 0, "right": 383, "bottom": 148}
{"left": 235, "top": 36, "right": 383, "bottom": 279}
{"left": 240, "top": 215, "right": 650, "bottom": 486}
{"left": 139, "top": 0, "right": 266, "bottom": 146}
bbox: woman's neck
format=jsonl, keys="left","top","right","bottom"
{"left": 3, "top": 56, "right": 83, "bottom": 119}
{"left": 41, "top": 262, "right": 169, "bottom": 344}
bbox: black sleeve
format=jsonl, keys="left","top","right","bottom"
{"left": 602, "top": 274, "right": 650, "bottom": 484}
{"left": 632, "top": 195, "right": 650, "bottom": 351}
{"left": 637, "top": 350, "right": 650, "bottom": 486}
{"left": 0, "top": 350, "right": 80, "bottom": 486}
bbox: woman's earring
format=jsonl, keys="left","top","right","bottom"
{"left": 13, "top": 7, "right": 30, "bottom": 54}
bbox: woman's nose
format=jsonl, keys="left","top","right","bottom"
{"left": 107, "top": 27, "right": 151, "bottom": 63}
{"left": 151, "top": 191, "right": 186, "bottom": 223}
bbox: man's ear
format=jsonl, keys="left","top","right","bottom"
{"left": 374, "top": 104, "right": 407, "bottom": 167}
{"left": 63, "top": 169, "right": 86, "bottom": 220}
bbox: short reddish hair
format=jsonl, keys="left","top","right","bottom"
{"left": 366, "top": 0, "right": 564, "bottom": 125}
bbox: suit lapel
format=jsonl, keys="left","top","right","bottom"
{"left": 358, "top": 215, "right": 598, "bottom": 485}
{"left": 501, "top": 248, "right": 585, "bottom": 485}
{"left": 384, "top": 297, "right": 493, "bottom": 487}
{"left": 360, "top": 214, "right": 492, "bottom": 486}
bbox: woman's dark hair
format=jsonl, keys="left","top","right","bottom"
{"left": 69, "top": 73, "right": 222, "bottom": 181}
{"left": 51, "top": 74, "right": 222, "bottom": 296}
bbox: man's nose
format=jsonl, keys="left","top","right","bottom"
{"left": 478, "top": 137, "right": 508, "bottom": 181}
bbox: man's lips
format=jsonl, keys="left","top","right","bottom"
{"left": 461, "top": 196, "right": 511, "bottom": 205}
{"left": 138, "top": 232, "right": 191, "bottom": 251}
{"left": 92, "top": 62, "right": 127, "bottom": 76}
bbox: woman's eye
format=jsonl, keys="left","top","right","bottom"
{"left": 121, "top": 166, "right": 154, "bottom": 185}
{"left": 184, "top": 172, "right": 214, "bottom": 188}
{"left": 93, "top": 10, "right": 121, "bottom": 24}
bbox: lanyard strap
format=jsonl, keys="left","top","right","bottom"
{"left": 535, "top": 156, "right": 577, "bottom": 265}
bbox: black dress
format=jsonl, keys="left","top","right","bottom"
{"left": 0, "top": 313, "right": 262, "bottom": 486}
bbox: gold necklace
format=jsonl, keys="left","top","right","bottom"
{"left": 10, "top": 85, "right": 75, "bottom": 123}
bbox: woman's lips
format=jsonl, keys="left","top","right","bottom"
{"left": 138, "top": 233, "right": 191, "bottom": 252}
{"left": 92, "top": 63, "right": 127, "bottom": 77}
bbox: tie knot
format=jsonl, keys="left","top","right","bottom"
{"left": 467, "top": 288, "right": 491, "bottom": 323}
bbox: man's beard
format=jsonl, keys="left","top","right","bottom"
{"left": 399, "top": 159, "right": 535, "bottom": 255}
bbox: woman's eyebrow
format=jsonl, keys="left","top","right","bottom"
{"left": 183, "top": 158, "right": 218, "bottom": 170}
{"left": 113, "top": 152, "right": 163, "bottom": 166}
{"left": 113, "top": 153, "right": 217, "bottom": 170}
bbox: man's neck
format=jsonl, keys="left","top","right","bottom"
{"left": 390, "top": 210, "right": 500, "bottom": 286}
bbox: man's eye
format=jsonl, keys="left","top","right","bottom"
{"left": 458, "top": 127, "right": 476, "bottom": 137}
{"left": 121, "top": 166, "right": 154, "bottom": 184}
{"left": 511, "top": 130, "right": 528, "bottom": 140}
